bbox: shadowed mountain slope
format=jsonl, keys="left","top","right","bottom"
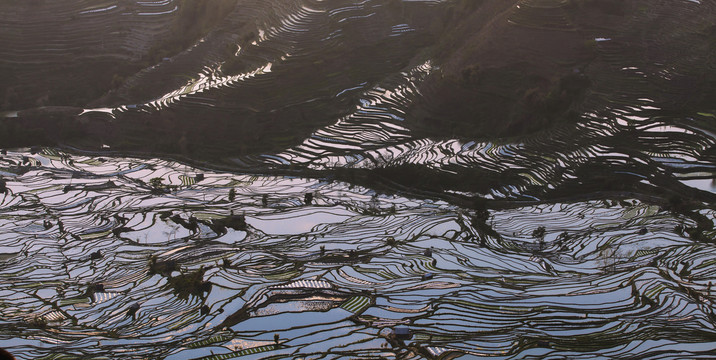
{"left": 0, "top": 0, "right": 714, "bottom": 202}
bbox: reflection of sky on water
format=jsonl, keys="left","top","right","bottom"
{"left": 681, "top": 178, "right": 716, "bottom": 193}
{"left": 2, "top": 149, "right": 716, "bottom": 359}
{"left": 246, "top": 206, "right": 355, "bottom": 235}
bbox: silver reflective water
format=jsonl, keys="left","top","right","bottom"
{"left": 1, "top": 0, "right": 715, "bottom": 359}
{"left": 64, "top": 0, "right": 715, "bottom": 198}
{"left": 1, "top": 149, "right": 715, "bottom": 359}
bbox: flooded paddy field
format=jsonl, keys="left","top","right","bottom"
{"left": 0, "top": 149, "right": 715, "bottom": 359}
{"left": 1, "top": 0, "right": 716, "bottom": 358}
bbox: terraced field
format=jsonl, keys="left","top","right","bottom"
{"left": 0, "top": 0, "right": 715, "bottom": 359}
{"left": 1, "top": 149, "right": 715, "bottom": 359}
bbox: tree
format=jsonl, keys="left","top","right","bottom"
{"left": 150, "top": 177, "right": 164, "bottom": 189}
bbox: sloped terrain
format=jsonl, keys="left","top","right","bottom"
{"left": 0, "top": 149, "right": 715, "bottom": 359}
{"left": 0, "top": 1, "right": 716, "bottom": 359}
{"left": 0, "top": 0, "right": 713, "bottom": 201}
